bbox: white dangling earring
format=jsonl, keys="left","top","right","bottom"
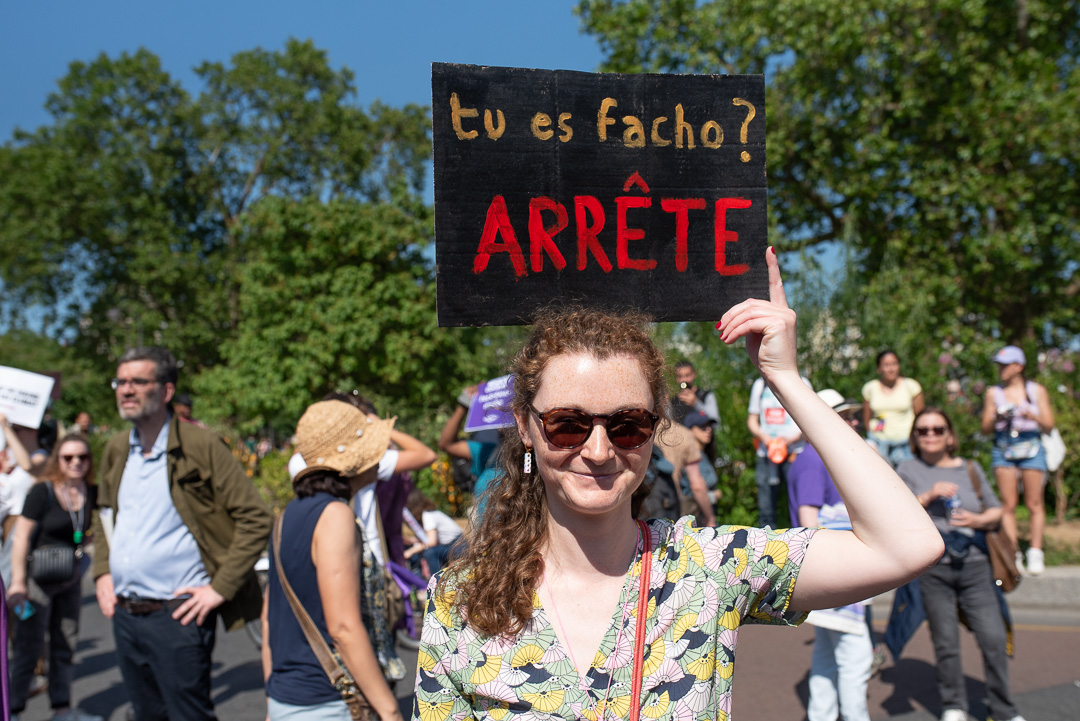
{"left": 523, "top": 447, "right": 533, "bottom": 474}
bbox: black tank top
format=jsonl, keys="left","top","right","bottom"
{"left": 265, "top": 493, "right": 345, "bottom": 705}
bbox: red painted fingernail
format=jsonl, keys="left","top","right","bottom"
{"left": 715, "top": 320, "right": 723, "bottom": 330}
{"left": 769, "top": 246, "right": 776, "bottom": 255}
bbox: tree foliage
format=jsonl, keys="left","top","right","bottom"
{"left": 582, "top": 0, "right": 1080, "bottom": 521}
{"left": 0, "top": 40, "right": 499, "bottom": 438}
{"left": 578, "top": 0, "right": 1080, "bottom": 343}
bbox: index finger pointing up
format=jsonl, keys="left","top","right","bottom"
{"left": 767, "top": 246, "right": 788, "bottom": 308}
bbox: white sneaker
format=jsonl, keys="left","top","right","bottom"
{"left": 941, "top": 709, "right": 968, "bottom": 721}
{"left": 1026, "top": 548, "right": 1044, "bottom": 575}
{"left": 1001, "top": 716, "right": 1028, "bottom": 721}
{"left": 1015, "top": 550, "right": 1026, "bottom": 575}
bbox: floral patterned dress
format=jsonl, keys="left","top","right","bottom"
{"left": 412, "top": 517, "right": 816, "bottom": 721}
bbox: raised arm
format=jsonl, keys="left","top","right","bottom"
{"left": 0, "top": 414, "right": 31, "bottom": 471}
{"left": 384, "top": 420, "right": 437, "bottom": 474}
{"left": 719, "top": 248, "right": 943, "bottom": 611}
{"left": 438, "top": 402, "right": 473, "bottom": 460}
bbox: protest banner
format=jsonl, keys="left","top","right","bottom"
{"left": 464, "top": 375, "right": 515, "bottom": 432}
{"left": 433, "top": 63, "right": 768, "bottom": 327}
{"left": 0, "top": 366, "right": 57, "bottom": 429}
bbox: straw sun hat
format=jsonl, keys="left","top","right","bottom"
{"left": 293, "top": 400, "right": 394, "bottom": 482}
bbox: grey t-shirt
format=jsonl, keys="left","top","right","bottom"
{"left": 896, "top": 458, "right": 1000, "bottom": 564}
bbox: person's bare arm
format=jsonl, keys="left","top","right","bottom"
{"left": 798, "top": 506, "right": 820, "bottom": 528}
{"left": 260, "top": 591, "right": 272, "bottom": 683}
{"left": 388, "top": 426, "right": 437, "bottom": 474}
{"left": 684, "top": 462, "right": 716, "bottom": 526}
{"left": 949, "top": 507, "right": 1003, "bottom": 531}
{"left": 980, "top": 391, "right": 998, "bottom": 435}
{"left": 720, "top": 249, "right": 943, "bottom": 612}
{"left": 912, "top": 391, "right": 926, "bottom": 415}
{"left": 0, "top": 415, "right": 31, "bottom": 471}
{"left": 438, "top": 404, "right": 472, "bottom": 460}
{"left": 746, "top": 414, "right": 770, "bottom": 446}
{"left": 6, "top": 516, "right": 36, "bottom": 605}
{"left": 314, "top": 502, "right": 402, "bottom": 721}
{"left": 1033, "top": 384, "right": 1055, "bottom": 433}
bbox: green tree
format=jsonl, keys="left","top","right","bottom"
{"left": 193, "top": 195, "right": 509, "bottom": 436}
{"left": 0, "top": 39, "right": 431, "bottom": 374}
{"left": 578, "top": 0, "right": 1080, "bottom": 344}
{"left": 0, "top": 40, "right": 509, "bottom": 440}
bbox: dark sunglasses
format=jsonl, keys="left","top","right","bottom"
{"left": 915, "top": 426, "right": 948, "bottom": 437}
{"left": 530, "top": 405, "right": 659, "bottom": 450}
{"left": 61, "top": 454, "right": 90, "bottom": 463}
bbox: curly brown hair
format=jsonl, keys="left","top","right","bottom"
{"left": 445, "top": 305, "right": 670, "bottom": 637}
{"left": 39, "top": 432, "right": 95, "bottom": 486}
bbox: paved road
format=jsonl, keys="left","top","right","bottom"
{"left": 17, "top": 575, "right": 1080, "bottom": 721}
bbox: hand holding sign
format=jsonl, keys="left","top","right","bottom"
{"left": 717, "top": 247, "right": 798, "bottom": 382}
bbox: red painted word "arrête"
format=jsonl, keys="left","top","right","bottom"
{"left": 472, "top": 192, "right": 752, "bottom": 278}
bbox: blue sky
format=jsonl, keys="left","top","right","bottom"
{"left": 1, "top": 1, "right": 603, "bottom": 141}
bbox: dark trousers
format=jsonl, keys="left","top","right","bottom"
{"left": 9, "top": 577, "right": 82, "bottom": 712}
{"left": 754, "top": 455, "right": 790, "bottom": 528}
{"left": 113, "top": 603, "right": 218, "bottom": 721}
{"left": 919, "top": 559, "right": 1018, "bottom": 721}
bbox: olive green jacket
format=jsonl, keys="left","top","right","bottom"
{"left": 92, "top": 415, "right": 272, "bottom": 631}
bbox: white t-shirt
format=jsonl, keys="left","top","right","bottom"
{"left": 0, "top": 466, "right": 36, "bottom": 523}
{"left": 353, "top": 449, "right": 399, "bottom": 566}
{"left": 421, "top": 510, "right": 464, "bottom": 546}
{"left": 747, "top": 376, "right": 814, "bottom": 458}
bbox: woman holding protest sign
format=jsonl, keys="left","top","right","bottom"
{"left": 411, "top": 249, "right": 943, "bottom": 721}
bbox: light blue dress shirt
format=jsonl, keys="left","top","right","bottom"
{"left": 110, "top": 416, "right": 212, "bottom": 600}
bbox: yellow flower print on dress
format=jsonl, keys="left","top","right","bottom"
{"left": 470, "top": 652, "right": 503, "bottom": 685}
{"left": 416, "top": 697, "right": 454, "bottom": 721}
{"left": 641, "top": 637, "right": 666, "bottom": 676}
{"left": 511, "top": 644, "right": 545, "bottom": 667}
{"left": 685, "top": 648, "right": 715, "bottom": 681}
{"left": 763, "top": 539, "right": 789, "bottom": 569}
{"left": 520, "top": 687, "right": 565, "bottom": 713}
{"left": 640, "top": 690, "right": 671, "bottom": 719}
{"left": 432, "top": 588, "right": 458, "bottom": 627}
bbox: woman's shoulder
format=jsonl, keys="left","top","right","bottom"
{"left": 861, "top": 378, "right": 878, "bottom": 396}
{"left": 653, "top": 515, "right": 814, "bottom": 551}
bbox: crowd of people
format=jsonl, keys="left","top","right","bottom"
{"left": 0, "top": 253, "right": 1059, "bottom": 721}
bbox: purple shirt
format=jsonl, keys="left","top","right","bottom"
{"left": 787, "top": 445, "right": 848, "bottom": 529}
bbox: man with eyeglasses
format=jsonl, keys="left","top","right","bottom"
{"left": 93, "top": 347, "right": 271, "bottom": 721}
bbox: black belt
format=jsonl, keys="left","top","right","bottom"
{"left": 116, "top": 596, "right": 186, "bottom": 616}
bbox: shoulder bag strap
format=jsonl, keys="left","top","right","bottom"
{"left": 272, "top": 510, "right": 347, "bottom": 688}
{"left": 965, "top": 460, "right": 986, "bottom": 513}
{"left": 628, "top": 519, "right": 653, "bottom": 721}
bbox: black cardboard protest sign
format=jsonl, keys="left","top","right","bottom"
{"left": 433, "top": 63, "right": 768, "bottom": 327}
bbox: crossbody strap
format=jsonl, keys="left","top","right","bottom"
{"left": 965, "top": 459, "right": 987, "bottom": 513}
{"left": 628, "top": 519, "right": 653, "bottom": 720}
{"left": 272, "top": 510, "right": 347, "bottom": 688}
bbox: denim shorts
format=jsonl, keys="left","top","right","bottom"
{"left": 268, "top": 697, "right": 351, "bottom": 721}
{"left": 991, "top": 432, "right": 1048, "bottom": 472}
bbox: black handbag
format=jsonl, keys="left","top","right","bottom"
{"left": 28, "top": 545, "right": 77, "bottom": 584}
{"left": 27, "top": 482, "right": 83, "bottom": 585}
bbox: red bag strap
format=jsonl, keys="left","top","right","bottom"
{"left": 628, "top": 519, "right": 652, "bottom": 720}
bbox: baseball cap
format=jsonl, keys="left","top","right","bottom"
{"left": 992, "top": 345, "right": 1026, "bottom": 366}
